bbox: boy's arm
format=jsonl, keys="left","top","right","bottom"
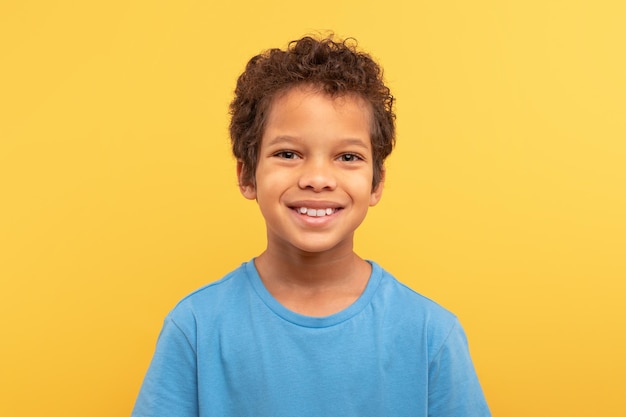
{"left": 132, "top": 316, "right": 198, "bottom": 417}
{"left": 428, "top": 320, "right": 491, "bottom": 417}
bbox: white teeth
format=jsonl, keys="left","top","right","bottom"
{"left": 297, "top": 207, "right": 336, "bottom": 217}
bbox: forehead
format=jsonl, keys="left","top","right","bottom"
{"left": 264, "top": 85, "right": 373, "bottom": 134}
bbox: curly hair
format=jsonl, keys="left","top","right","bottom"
{"left": 229, "top": 35, "right": 395, "bottom": 189}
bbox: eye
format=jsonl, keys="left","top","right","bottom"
{"left": 274, "top": 151, "right": 299, "bottom": 160}
{"left": 338, "top": 153, "right": 363, "bottom": 162}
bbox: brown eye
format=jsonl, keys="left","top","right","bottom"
{"left": 339, "top": 153, "right": 361, "bottom": 162}
{"left": 275, "top": 151, "right": 298, "bottom": 159}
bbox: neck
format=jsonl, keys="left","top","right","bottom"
{"left": 254, "top": 242, "right": 372, "bottom": 316}
{"left": 256, "top": 240, "right": 362, "bottom": 287}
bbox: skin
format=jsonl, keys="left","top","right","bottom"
{"left": 238, "top": 86, "right": 385, "bottom": 317}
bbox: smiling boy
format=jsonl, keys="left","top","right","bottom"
{"left": 132, "top": 36, "right": 491, "bottom": 417}
{"left": 241, "top": 88, "right": 381, "bottom": 317}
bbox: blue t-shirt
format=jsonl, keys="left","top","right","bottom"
{"left": 132, "top": 261, "right": 491, "bottom": 417}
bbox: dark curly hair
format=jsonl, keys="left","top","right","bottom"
{"left": 229, "top": 35, "right": 395, "bottom": 189}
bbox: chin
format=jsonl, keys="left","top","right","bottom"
{"left": 291, "top": 239, "right": 352, "bottom": 256}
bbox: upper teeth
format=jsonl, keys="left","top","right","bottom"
{"left": 298, "top": 207, "right": 335, "bottom": 217}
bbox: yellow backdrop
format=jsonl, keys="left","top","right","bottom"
{"left": 1, "top": 1, "right": 625, "bottom": 416}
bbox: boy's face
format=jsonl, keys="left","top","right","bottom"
{"left": 238, "top": 86, "right": 384, "bottom": 255}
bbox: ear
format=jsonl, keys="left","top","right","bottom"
{"left": 369, "top": 167, "right": 385, "bottom": 207}
{"left": 237, "top": 161, "right": 257, "bottom": 200}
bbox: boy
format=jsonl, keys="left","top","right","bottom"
{"left": 132, "top": 35, "right": 491, "bottom": 417}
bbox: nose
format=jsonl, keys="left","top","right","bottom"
{"left": 298, "top": 158, "right": 337, "bottom": 192}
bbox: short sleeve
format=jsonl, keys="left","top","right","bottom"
{"left": 131, "top": 316, "right": 199, "bottom": 417}
{"left": 428, "top": 320, "right": 491, "bottom": 417}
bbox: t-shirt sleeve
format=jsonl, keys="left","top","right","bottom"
{"left": 131, "top": 316, "right": 199, "bottom": 417}
{"left": 428, "top": 319, "right": 491, "bottom": 417}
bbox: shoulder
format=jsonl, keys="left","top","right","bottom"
{"left": 370, "top": 261, "right": 462, "bottom": 356}
{"left": 373, "top": 261, "right": 457, "bottom": 321}
{"left": 164, "top": 261, "right": 253, "bottom": 328}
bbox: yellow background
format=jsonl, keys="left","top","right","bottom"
{"left": 1, "top": 1, "right": 625, "bottom": 416}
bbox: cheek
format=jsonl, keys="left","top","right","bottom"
{"left": 254, "top": 170, "right": 289, "bottom": 199}
{"left": 347, "top": 169, "right": 375, "bottom": 190}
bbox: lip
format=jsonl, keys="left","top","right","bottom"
{"left": 288, "top": 200, "right": 344, "bottom": 210}
{"left": 287, "top": 200, "right": 343, "bottom": 225}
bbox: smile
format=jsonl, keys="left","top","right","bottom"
{"left": 296, "top": 207, "right": 338, "bottom": 217}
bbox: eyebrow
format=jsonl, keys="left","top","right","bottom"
{"left": 265, "top": 135, "right": 370, "bottom": 149}
{"left": 265, "top": 136, "right": 299, "bottom": 147}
